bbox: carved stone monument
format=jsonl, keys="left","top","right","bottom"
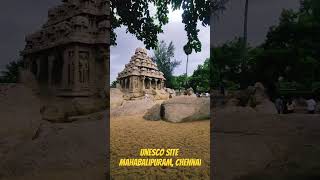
{"left": 21, "top": 0, "right": 110, "bottom": 121}
{"left": 117, "top": 48, "right": 166, "bottom": 99}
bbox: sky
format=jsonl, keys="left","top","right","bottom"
{"left": 110, "top": 7, "right": 210, "bottom": 82}
{"left": 0, "top": 0, "right": 300, "bottom": 81}
{"left": 212, "top": 0, "right": 300, "bottom": 46}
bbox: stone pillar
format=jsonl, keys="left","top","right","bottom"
{"left": 62, "top": 50, "right": 68, "bottom": 88}
{"left": 36, "top": 58, "right": 41, "bottom": 79}
{"left": 142, "top": 76, "right": 145, "bottom": 90}
{"left": 124, "top": 78, "right": 128, "bottom": 89}
{"left": 149, "top": 78, "right": 152, "bottom": 90}
{"left": 74, "top": 46, "right": 80, "bottom": 90}
{"left": 129, "top": 77, "right": 132, "bottom": 90}
{"left": 161, "top": 80, "right": 164, "bottom": 89}
{"left": 48, "top": 55, "right": 54, "bottom": 87}
{"left": 155, "top": 79, "right": 158, "bottom": 90}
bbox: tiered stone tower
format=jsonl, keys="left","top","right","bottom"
{"left": 21, "top": 0, "right": 110, "bottom": 97}
{"left": 117, "top": 48, "right": 166, "bottom": 98}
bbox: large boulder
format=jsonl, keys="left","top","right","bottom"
{"left": 153, "top": 89, "right": 169, "bottom": 100}
{"left": 252, "top": 82, "right": 277, "bottom": 114}
{"left": 253, "top": 82, "right": 267, "bottom": 103}
{"left": 143, "top": 104, "right": 162, "bottom": 121}
{"left": 165, "top": 88, "right": 176, "bottom": 98}
{"left": 111, "top": 99, "right": 156, "bottom": 117}
{"left": 223, "top": 82, "right": 277, "bottom": 114}
{"left": 41, "top": 97, "right": 106, "bottom": 122}
{"left": 186, "top": 88, "right": 194, "bottom": 96}
{"left": 110, "top": 88, "right": 124, "bottom": 108}
{"left": 161, "top": 96, "right": 210, "bottom": 123}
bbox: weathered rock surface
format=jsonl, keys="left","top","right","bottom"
{"left": 186, "top": 87, "right": 194, "bottom": 96}
{"left": 0, "top": 84, "right": 41, "bottom": 159}
{"left": 215, "top": 82, "right": 277, "bottom": 114}
{"left": 161, "top": 96, "right": 210, "bottom": 123}
{"left": 110, "top": 88, "right": 124, "bottom": 108}
{"left": 143, "top": 104, "right": 161, "bottom": 121}
{"left": 153, "top": 89, "right": 169, "bottom": 100}
{"left": 213, "top": 113, "right": 320, "bottom": 180}
{"left": 0, "top": 84, "right": 50, "bottom": 178}
{"left": 252, "top": 82, "right": 277, "bottom": 114}
{"left": 111, "top": 99, "right": 156, "bottom": 117}
{"left": 165, "top": 88, "right": 176, "bottom": 97}
{"left": 0, "top": 115, "right": 107, "bottom": 180}
{"left": 41, "top": 97, "right": 106, "bottom": 122}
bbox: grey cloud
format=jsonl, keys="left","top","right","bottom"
{"left": 0, "top": 0, "right": 60, "bottom": 71}
{"left": 212, "top": 0, "right": 300, "bottom": 46}
{"left": 111, "top": 17, "right": 210, "bottom": 82}
{"left": 0, "top": 0, "right": 299, "bottom": 80}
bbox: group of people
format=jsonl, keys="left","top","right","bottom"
{"left": 196, "top": 92, "right": 210, "bottom": 98}
{"left": 275, "top": 96, "right": 317, "bottom": 114}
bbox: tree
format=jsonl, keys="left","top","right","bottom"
{"left": 111, "top": 0, "right": 228, "bottom": 54}
{"left": 189, "top": 58, "right": 210, "bottom": 92}
{"left": 0, "top": 59, "right": 24, "bottom": 83}
{"left": 171, "top": 74, "right": 188, "bottom": 90}
{"left": 258, "top": 0, "right": 320, "bottom": 87}
{"left": 183, "top": 45, "right": 192, "bottom": 87}
{"left": 110, "top": 80, "right": 117, "bottom": 88}
{"left": 153, "top": 41, "right": 181, "bottom": 88}
{"left": 240, "top": 0, "right": 249, "bottom": 89}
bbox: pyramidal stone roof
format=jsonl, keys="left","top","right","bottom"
{"left": 117, "top": 48, "right": 165, "bottom": 80}
{"left": 21, "top": 0, "right": 109, "bottom": 55}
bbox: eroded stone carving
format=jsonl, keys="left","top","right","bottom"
{"left": 20, "top": 0, "right": 110, "bottom": 121}
{"left": 117, "top": 48, "right": 166, "bottom": 99}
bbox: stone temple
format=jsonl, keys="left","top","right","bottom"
{"left": 20, "top": 0, "right": 110, "bottom": 121}
{"left": 21, "top": 0, "right": 109, "bottom": 97}
{"left": 117, "top": 48, "right": 166, "bottom": 99}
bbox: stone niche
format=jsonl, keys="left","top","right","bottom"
{"left": 117, "top": 48, "right": 166, "bottom": 99}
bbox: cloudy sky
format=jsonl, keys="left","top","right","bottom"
{"left": 212, "top": 0, "right": 300, "bottom": 46}
{"left": 110, "top": 7, "right": 210, "bottom": 82}
{"left": 0, "top": 0, "right": 299, "bottom": 81}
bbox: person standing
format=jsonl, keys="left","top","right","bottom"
{"left": 220, "top": 81, "right": 225, "bottom": 96}
{"left": 286, "top": 98, "right": 295, "bottom": 113}
{"left": 275, "top": 97, "right": 283, "bottom": 114}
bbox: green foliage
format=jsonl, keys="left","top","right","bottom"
{"left": 111, "top": 0, "right": 227, "bottom": 54}
{"left": 111, "top": 80, "right": 117, "bottom": 88}
{"left": 0, "top": 59, "right": 24, "bottom": 83}
{"left": 171, "top": 74, "right": 188, "bottom": 90}
{"left": 189, "top": 58, "right": 210, "bottom": 92}
{"left": 153, "top": 41, "right": 181, "bottom": 88}
{"left": 210, "top": 0, "right": 320, "bottom": 97}
{"left": 254, "top": 0, "right": 320, "bottom": 95}
{"left": 211, "top": 38, "right": 254, "bottom": 89}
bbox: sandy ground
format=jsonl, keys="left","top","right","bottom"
{"left": 0, "top": 118, "right": 108, "bottom": 180}
{"left": 110, "top": 114, "right": 210, "bottom": 179}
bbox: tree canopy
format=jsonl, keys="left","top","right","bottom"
{"left": 111, "top": 0, "right": 227, "bottom": 54}
{"left": 209, "top": 0, "right": 320, "bottom": 97}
